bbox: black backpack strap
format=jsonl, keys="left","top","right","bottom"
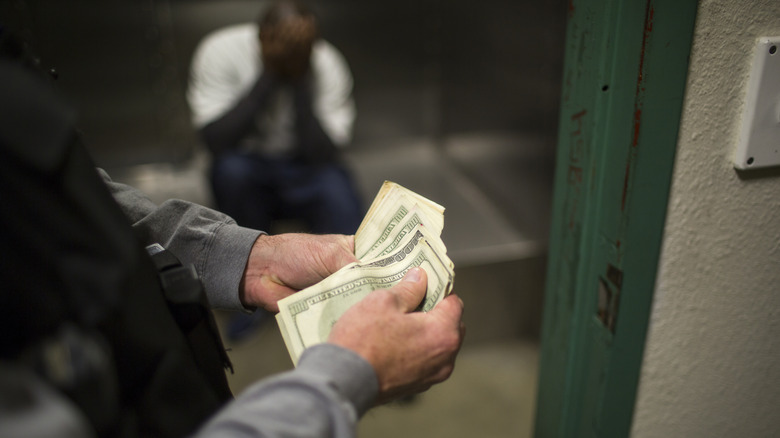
{"left": 146, "top": 244, "right": 234, "bottom": 393}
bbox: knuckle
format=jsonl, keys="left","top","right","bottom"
{"left": 434, "top": 363, "right": 454, "bottom": 382}
{"left": 441, "top": 328, "right": 462, "bottom": 351}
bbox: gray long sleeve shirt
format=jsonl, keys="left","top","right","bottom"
{"left": 99, "top": 169, "right": 260, "bottom": 311}
{"left": 99, "top": 171, "right": 379, "bottom": 436}
{"left": 0, "top": 172, "right": 378, "bottom": 438}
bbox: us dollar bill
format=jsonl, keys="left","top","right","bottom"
{"left": 276, "top": 225, "right": 453, "bottom": 363}
{"left": 276, "top": 181, "right": 453, "bottom": 364}
{"left": 354, "top": 181, "right": 444, "bottom": 259}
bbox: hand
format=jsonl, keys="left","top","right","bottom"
{"left": 327, "top": 268, "right": 466, "bottom": 404}
{"left": 240, "top": 233, "right": 357, "bottom": 312}
{"left": 260, "top": 16, "right": 316, "bottom": 80}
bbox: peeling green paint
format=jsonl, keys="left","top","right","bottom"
{"left": 534, "top": 1, "right": 698, "bottom": 436}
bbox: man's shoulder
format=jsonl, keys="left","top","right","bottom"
{"left": 311, "top": 39, "right": 347, "bottom": 67}
{"left": 312, "top": 39, "right": 339, "bottom": 56}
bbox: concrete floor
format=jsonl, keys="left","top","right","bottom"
{"left": 215, "top": 309, "right": 539, "bottom": 438}
{"left": 357, "top": 340, "right": 538, "bottom": 438}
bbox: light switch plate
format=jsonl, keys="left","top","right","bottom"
{"left": 734, "top": 36, "right": 780, "bottom": 170}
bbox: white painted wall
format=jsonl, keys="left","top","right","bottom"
{"left": 631, "top": 0, "right": 780, "bottom": 437}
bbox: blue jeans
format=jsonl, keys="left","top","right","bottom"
{"left": 210, "top": 152, "right": 363, "bottom": 235}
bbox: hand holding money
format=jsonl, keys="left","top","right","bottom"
{"left": 240, "top": 233, "right": 358, "bottom": 311}
{"left": 276, "top": 181, "right": 456, "bottom": 363}
{"left": 328, "top": 267, "right": 465, "bottom": 404}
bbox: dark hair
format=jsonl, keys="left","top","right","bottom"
{"left": 258, "top": 0, "right": 316, "bottom": 28}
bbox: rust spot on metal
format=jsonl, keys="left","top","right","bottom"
{"left": 621, "top": 2, "right": 654, "bottom": 212}
{"left": 607, "top": 264, "right": 624, "bottom": 289}
{"left": 621, "top": 161, "right": 631, "bottom": 211}
{"left": 598, "top": 265, "right": 624, "bottom": 333}
{"left": 635, "top": 6, "right": 655, "bottom": 90}
{"left": 571, "top": 109, "right": 587, "bottom": 136}
{"left": 632, "top": 109, "right": 643, "bottom": 147}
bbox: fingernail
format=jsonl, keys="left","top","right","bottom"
{"left": 404, "top": 267, "right": 422, "bottom": 283}
{"left": 404, "top": 268, "right": 422, "bottom": 283}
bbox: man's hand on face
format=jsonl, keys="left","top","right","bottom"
{"left": 240, "top": 233, "right": 357, "bottom": 312}
{"left": 328, "top": 268, "right": 466, "bottom": 404}
{"left": 260, "top": 16, "right": 317, "bottom": 81}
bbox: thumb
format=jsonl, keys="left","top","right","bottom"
{"left": 390, "top": 267, "right": 428, "bottom": 313}
{"left": 338, "top": 235, "right": 359, "bottom": 265}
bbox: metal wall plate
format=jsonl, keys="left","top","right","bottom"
{"left": 735, "top": 36, "right": 780, "bottom": 170}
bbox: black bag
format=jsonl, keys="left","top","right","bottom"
{"left": 0, "top": 58, "right": 232, "bottom": 437}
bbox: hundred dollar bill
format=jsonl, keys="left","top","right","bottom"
{"left": 276, "top": 224, "right": 453, "bottom": 364}
{"left": 357, "top": 205, "right": 437, "bottom": 261}
{"left": 354, "top": 181, "right": 445, "bottom": 260}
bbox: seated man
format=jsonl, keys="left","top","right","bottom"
{"left": 187, "top": 0, "right": 362, "bottom": 236}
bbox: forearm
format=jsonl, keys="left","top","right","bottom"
{"left": 194, "top": 344, "right": 378, "bottom": 438}
{"left": 200, "top": 73, "right": 277, "bottom": 155}
{"left": 293, "top": 80, "right": 339, "bottom": 163}
{"left": 99, "top": 169, "right": 262, "bottom": 310}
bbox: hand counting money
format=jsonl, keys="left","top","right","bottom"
{"left": 276, "top": 181, "right": 455, "bottom": 364}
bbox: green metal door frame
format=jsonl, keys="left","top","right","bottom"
{"left": 534, "top": 0, "right": 698, "bottom": 436}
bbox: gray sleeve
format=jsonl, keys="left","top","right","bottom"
{"left": 194, "top": 343, "right": 379, "bottom": 438}
{"left": 97, "top": 169, "right": 263, "bottom": 311}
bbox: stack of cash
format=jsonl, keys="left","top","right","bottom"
{"left": 276, "top": 181, "right": 455, "bottom": 364}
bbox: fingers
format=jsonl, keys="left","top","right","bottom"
{"left": 345, "top": 234, "right": 356, "bottom": 254}
{"left": 389, "top": 267, "right": 428, "bottom": 313}
{"left": 428, "top": 294, "right": 466, "bottom": 363}
{"left": 430, "top": 293, "right": 465, "bottom": 329}
{"left": 333, "top": 234, "right": 358, "bottom": 268}
{"left": 330, "top": 267, "right": 465, "bottom": 405}
{"left": 256, "top": 275, "right": 297, "bottom": 312}
{"left": 241, "top": 233, "right": 356, "bottom": 309}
